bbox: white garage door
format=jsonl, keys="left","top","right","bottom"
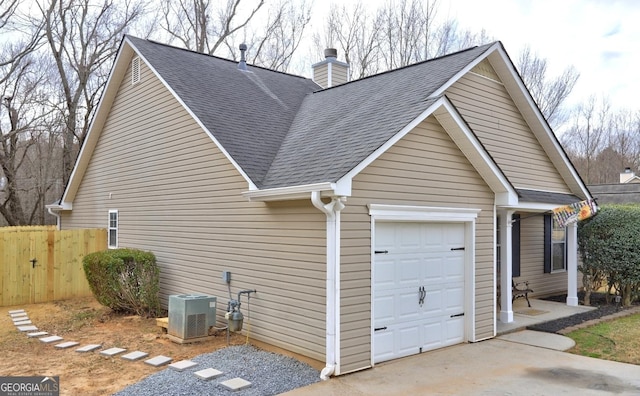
{"left": 373, "top": 222, "right": 466, "bottom": 363}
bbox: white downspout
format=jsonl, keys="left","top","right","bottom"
{"left": 48, "top": 207, "right": 61, "bottom": 230}
{"left": 311, "top": 191, "right": 344, "bottom": 380}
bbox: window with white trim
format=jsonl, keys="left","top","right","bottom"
{"left": 108, "top": 210, "right": 118, "bottom": 248}
{"left": 544, "top": 214, "right": 566, "bottom": 272}
{"left": 551, "top": 218, "right": 566, "bottom": 271}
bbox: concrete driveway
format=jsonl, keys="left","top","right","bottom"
{"left": 283, "top": 331, "right": 640, "bottom": 395}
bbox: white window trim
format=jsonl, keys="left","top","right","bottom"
{"left": 551, "top": 219, "right": 567, "bottom": 273}
{"left": 108, "top": 209, "right": 118, "bottom": 249}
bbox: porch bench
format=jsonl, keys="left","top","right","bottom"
{"left": 512, "top": 280, "right": 533, "bottom": 307}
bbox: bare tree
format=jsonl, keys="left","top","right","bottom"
{"left": 39, "top": 0, "right": 146, "bottom": 184}
{"left": 517, "top": 45, "right": 580, "bottom": 128}
{"left": 561, "top": 96, "right": 611, "bottom": 184}
{"left": 242, "top": 0, "right": 312, "bottom": 72}
{"left": 0, "top": 52, "right": 58, "bottom": 225}
{"left": 312, "top": 2, "right": 383, "bottom": 80}
{"left": 313, "top": 0, "right": 492, "bottom": 80}
{"left": 160, "top": 0, "right": 264, "bottom": 56}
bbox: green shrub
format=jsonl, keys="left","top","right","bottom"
{"left": 83, "top": 248, "right": 162, "bottom": 317}
{"left": 578, "top": 204, "right": 640, "bottom": 306}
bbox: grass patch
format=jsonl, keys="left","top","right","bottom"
{"left": 566, "top": 313, "right": 640, "bottom": 364}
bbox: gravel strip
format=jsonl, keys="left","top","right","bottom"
{"left": 114, "top": 344, "right": 320, "bottom": 396}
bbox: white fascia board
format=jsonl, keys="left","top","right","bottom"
{"left": 428, "top": 42, "right": 502, "bottom": 100}
{"left": 242, "top": 182, "right": 337, "bottom": 202}
{"left": 499, "top": 202, "right": 557, "bottom": 212}
{"left": 45, "top": 202, "right": 72, "bottom": 211}
{"left": 60, "top": 40, "right": 134, "bottom": 207}
{"left": 129, "top": 39, "right": 258, "bottom": 191}
{"left": 486, "top": 47, "right": 592, "bottom": 201}
{"left": 338, "top": 99, "right": 444, "bottom": 184}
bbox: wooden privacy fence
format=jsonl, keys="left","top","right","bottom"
{"left": 0, "top": 226, "right": 107, "bottom": 307}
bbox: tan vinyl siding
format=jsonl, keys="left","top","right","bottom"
{"left": 446, "top": 70, "right": 572, "bottom": 193}
{"left": 339, "top": 115, "right": 495, "bottom": 373}
{"left": 313, "top": 64, "right": 328, "bottom": 88}
{"left": 471, "top": 59, "right": 500, "bottom": 82}
{"left": 515, "top": 214, "right": 568, "bottom": 296}
{"left": 61, "top": 57, "right": 327, "bottom": 361}
{"left": 331, "top": 64, "right": 349, "bottom": 86}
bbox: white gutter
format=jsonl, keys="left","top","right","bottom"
{"left": 47, "top": 207, "right": 61, "bottom": 230}
{"left": 311, "top": 191, "right": 345, "bottom": 380}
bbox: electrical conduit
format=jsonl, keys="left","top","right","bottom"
{"left": 311, "top": 191, "right": 345, "bottom": 381}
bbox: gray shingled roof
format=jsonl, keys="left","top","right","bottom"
{"left": 588, "top": 184, "right": 640, "bottom": 204}
{"left": 128, "top": 36, "right": 494, "bottom": 189}
{"left": 517, "top": 189, "right": 581, "bottom": 205}
{"left": 127, "top": 36, "right": 319, "bottom": 185}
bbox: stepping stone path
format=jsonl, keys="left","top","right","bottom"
{"left": 122, "top": 351, "right": 149, "bottom": 361}
{"left": 55, "top": 341, "right": 80, "bottom": 349}
{"left": 27, "top": 331, "right": 48, "bottom": 338}
{"left": 9, "top": 309, "right": 254, "bottom": 391}
{"left": 169, "top": 360, "right": 198, "bottom": 372}
{"left": 40, "top": 335, "right": 64, "bottom": 344}
{"left": 100, "top": 347, "right": 127, "bottom": 357}
{"left": 145, "top": 355, "right": 172, "bottom": 367}
{"left": 76, "top": 344, "right": 102, "bottom": 353}
{"left": 17, "top": 325, "right": 38, "bottom": 332}
{"left": 220, "top": 378, "right": 252, "bottom": 392}
{"left": 195, "top": 368, "right": 223, "bottom": 381}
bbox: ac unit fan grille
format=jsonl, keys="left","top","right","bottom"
{"left": 187, "top": 313, "right": 207, "bottom": 338}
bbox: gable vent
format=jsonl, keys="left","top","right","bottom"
{"left": 131, "top": 56, "right": 141, "bottom": 85}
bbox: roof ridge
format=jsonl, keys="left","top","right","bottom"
{"left": 125, "top": 34, "right": 312, "bottom": 81}
{"left": 314, "top": 41, "right": 497, "bottom": 93}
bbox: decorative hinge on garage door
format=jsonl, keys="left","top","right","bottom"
{"left": 451, "top": 247, "right": 465, "bottom": 251}
{"left": 374, "top": 250, "right": 389, "bottom": 254}
{"left": 450, "top": 313, "right": 465, "bottom": 318}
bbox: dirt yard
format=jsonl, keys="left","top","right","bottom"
{"left": 0, "top": 297, "right": 245, "bottom": 395}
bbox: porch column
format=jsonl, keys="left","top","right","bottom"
{"left": 566, "top": 222, "right": 578, "bottom": 306}
{"left": 499, "top": 210, "right": 514, "bottom": 323}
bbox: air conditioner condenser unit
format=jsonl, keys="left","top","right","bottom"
{"left": 168, "top": 294, "right": 217, "bottom": 340}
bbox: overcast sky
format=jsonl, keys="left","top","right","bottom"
{"left": 312, "top": 0, "right": 638, "bottom": 112}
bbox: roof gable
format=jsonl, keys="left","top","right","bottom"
{"left": 125, "top": 37, "right": 320, "bottom": 187}
{"left": 58, "top": 36, "right": 589, "bottom": 209}
{"left": 260, "top": 43, "right": 495, "bottom": 189}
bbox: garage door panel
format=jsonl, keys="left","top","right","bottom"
{"left": 373, "top": 222, "right": 466, "bottom": 364}
{"left": 445, "top": 318, "right": 465, "bottom": 343}
{"left": 444, "top": 286, "right": 465, "bottom": 311}
{"left": 397, "top": 325, "right": 420, "bottom": 353}
{"left": 422, "top": 289, "right": 443, "bottom": 314}
{"left": 397, "top": 223, "right": 422, "bottom": 248}
{"left": 373, "top": 259, "right": 396, "bottom": 288}
{"left": 421, "top": 321, "right": 443, "bottom": 349}
{"left": 374, "top": 331, "right": 395, "bottom": 361}
{"left": 398, "top": 258, "right": 422, "bottom": 286}
{"left": 423, "top": 256, "right": 443, "bottom": 281}
{"left": 374, "top": 294, "right": 395, "bottom": 325}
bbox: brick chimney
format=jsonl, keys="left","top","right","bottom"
{"left": 312, "top": 48, "right": 349, "bottom": 89}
